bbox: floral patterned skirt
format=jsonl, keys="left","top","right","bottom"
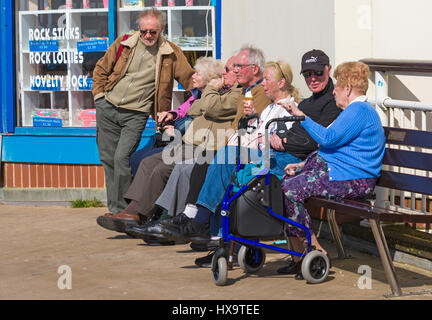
{"left": 281, "top": 152, "right": 377, "bottom": 237}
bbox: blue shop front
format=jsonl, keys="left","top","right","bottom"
{"left": 0, "top": 0, "right": 221, "bottom": 199}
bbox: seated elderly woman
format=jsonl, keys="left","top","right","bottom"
{"left": 129, "top": 57, "right": 231, "bottom": 176}
{"left": 96, "top": 57, "right": 241, "bottom": 233}
{"left": 277, "top": 61, "right": 385, "bottom": 279}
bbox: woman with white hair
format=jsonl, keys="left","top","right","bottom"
{"left": 279, "top": 61, "right": 385, "bottom": 279}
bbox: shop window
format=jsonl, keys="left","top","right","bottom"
{"left": 17, "top": 0, "right": 109, "bottom": 128}
{"left": 16, "top": 0, "right": 216, "bottom": 128}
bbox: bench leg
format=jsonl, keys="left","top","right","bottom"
{"left": 368, "top": 218, "right": 402, "bottom": 297}
{"left": 327, "top": 209, "right": 347, "bottom": 259}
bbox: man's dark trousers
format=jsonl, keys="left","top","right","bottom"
{"left": 96, "top": 98, "right": 149, "bottom": 214}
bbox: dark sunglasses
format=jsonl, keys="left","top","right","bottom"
{"left": 140, "top": 29, "right": 158, "bottom": 36}
{"left": 302, "top": 70, "right": 324, "bottom": 78}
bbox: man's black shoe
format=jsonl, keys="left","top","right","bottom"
{"left": 277, "top": 260, "right": 301, "bottom": 275}
{"left": 126, "top": 223, "right": 165, "bottom": 239}
{"left": 159, "top": 213, "right": 191, "bottom": 228}
{"left": 142, "top": 234, "right": 176, "bottom": 246}
{"left": 126, "top": 221, "right": 188, "bottom": 244}
{"left": 162, "top": 219, "right": 210, "bottom": 242}
{"left": 125, "top": 216, "right": 160, "bottom": 238}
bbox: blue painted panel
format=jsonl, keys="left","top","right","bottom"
{"left": 1, "top": 0, "right": 16, "bottom": 133}
{"left": 109, "top": 0, "right": 117, "bottom": 45}
{"left": 3, "top": 128, "right": 156, "bottom": 164}
{"left": 2, "top": 134, "right": 101, "bottom": 164}
{"left": 14, "top": 127, "right": 97, "bottom": 137}
{"left": 215, "top": 0, "right": 221, "bottom": 59}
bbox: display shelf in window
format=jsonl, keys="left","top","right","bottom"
{"left": 18, "top": 0, "right": 108, "bottom": 127}
{"left": 118, "top": 5, "right": 215, "bottom": 53}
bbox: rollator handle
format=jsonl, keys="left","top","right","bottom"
{"left": 238, "top": 113, "right": 260, "bottom": 130}
{"left": 264, "top": 116, "right": 305, "bottom": 130}
{"left": 263, "top": 116, "right": 305, "bottom": 169}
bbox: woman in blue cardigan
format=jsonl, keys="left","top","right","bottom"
{"left": 278, "top": 61, "right": 385, "bottom": 278}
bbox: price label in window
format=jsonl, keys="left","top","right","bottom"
{"left": 33, "top": 117, "right": 63, "bottom": 127}
{"left": 29, "top": 40, "right": 59, "bottom": 52}
{"left": 77, "top": 39, "right": 109, "bottom": 53}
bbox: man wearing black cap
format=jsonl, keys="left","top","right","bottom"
{"left": 270, "top": 49, "right": 341, "bottom": 162}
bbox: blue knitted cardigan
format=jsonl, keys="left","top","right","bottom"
{"left": 301, "top": 101, "right": 385, "bottom": 181}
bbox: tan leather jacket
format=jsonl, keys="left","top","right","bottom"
{"left": 92, "top": 32, "right": 194, "bottom": 119}
{"left": 183, "top": 84, "right": 242, "bottom": 151}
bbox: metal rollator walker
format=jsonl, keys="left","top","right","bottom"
{"left": 211, "top": 114, "right": 330, "bottom": 286}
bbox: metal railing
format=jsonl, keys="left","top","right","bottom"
{"left": 362, "top": 59, "right": 432, "bottom": 232}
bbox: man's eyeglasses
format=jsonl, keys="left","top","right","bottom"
{"left": 302, "top": 70, "right": 324, "bottom": 78}
{"left": 233, "top": 63, "right": 255, "bottom": 70}
{"left": 140, "top": 29, "right": 158, "bottom": 36}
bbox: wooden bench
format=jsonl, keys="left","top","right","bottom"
{"left": 307, "top": 127, "right": 432, "bottom": 296}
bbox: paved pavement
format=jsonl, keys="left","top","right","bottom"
{"left": 1, "top": 204, "right": 432, "bottom": 300}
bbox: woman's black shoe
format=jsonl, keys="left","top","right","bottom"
{"left": 277, "top": 260, "right": 301, "bottom": 275}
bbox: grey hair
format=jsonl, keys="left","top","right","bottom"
{"left": 137, "top": 8, "right": 167, "bottom": 28}
{"left": 194, "top": 57, "right": 224, "bottom": 83}
{"left": 239, "top": 45, "right": 265, "bottom": 74}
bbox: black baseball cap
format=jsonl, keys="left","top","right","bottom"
{"left": 300, "top": 49, "right": 330, "bottom": 74}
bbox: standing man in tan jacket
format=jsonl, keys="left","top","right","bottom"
{"left": 92, "top": 8, "right": 194, "bottom": 215}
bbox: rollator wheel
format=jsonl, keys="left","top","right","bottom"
{"left": 238, "top": 245, "right": 266, "bottom": 273}
{"left": 212, "top": 251, "right": 228, "bottom": 286}
{"left": 301, "top": 250, "right": 330, "bottom": 284}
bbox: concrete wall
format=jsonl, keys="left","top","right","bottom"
{"left": 372, "top": 0, "right": 432, "bottom": 61}
{"left": 221, "top": 0, "right": 432, "bottom": 103}
{"left": 373, "top": 0, "right": 432, "bottom": 102}
{"left": 334, "top": 0, "right": 432, "bottom": 102}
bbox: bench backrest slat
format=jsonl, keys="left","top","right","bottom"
{"left": 380, "top": 127, "right": 432, "bottom": 196}
{"left": 384, "top": 127, "right": 432, "bottom": 149}
{"left": 378, "top": 171, "right": 432, "bottom": 196}
{"left": 383, "top": 149, "right": 432, "bottom": 171}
